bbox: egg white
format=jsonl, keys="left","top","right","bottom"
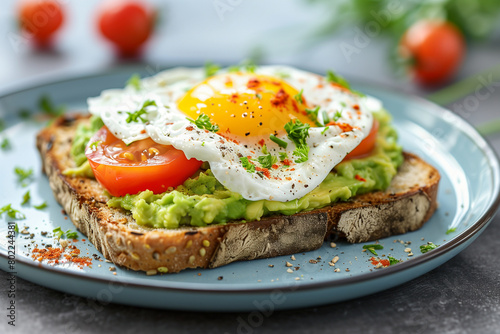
{"left": 88, "top": 66, "right": 377, "bottom": 202}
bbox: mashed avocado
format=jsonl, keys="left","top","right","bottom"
{"left": 63, "top": 115, "right": 103, "bottom": 177}
{"left": 105, "top": 109, "right": 403, "bottom": 229}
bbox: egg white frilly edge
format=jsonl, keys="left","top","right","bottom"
{"left": 88, "top": 66, "right": 383, "bottom": 202}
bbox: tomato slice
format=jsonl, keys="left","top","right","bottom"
{"left": 341, "top": 119, "right": 379, "bottom": 161}
{"left": 85, "top": 126, "right": 203, "bottom": 197}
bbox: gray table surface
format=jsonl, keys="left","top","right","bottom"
{"left": 1, "top": 1, "right": 499, "bottom": 333}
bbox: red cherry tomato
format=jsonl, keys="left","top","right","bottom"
{"left": 400, "top": 20, "right": 465, "bottom": 86}
{"left": 18, "top": 0, "right": 64, "bottom": 47}
{"left": 342, "top": 119, "right": 379, "bottom": 161}
{"left": 97, "top": 0, "right": 155, "bottom": 56}
{"left": 85, "top": 126, "right": 203, "bottom": 197}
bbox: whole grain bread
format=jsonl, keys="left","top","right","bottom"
{"left": 36, "top": 114, "right": 440, "bottom": 274}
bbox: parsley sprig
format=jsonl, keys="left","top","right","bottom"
{"left": 125, "top": 100, "right": 157, "bottom": 123}
{"left": 15, "top": 167, "right": 33, "bottom": 187}
{"left": 240, "top": 157, "right": 255, "bottom": 173}
{"left": 326, "top": 70, "right": 365, "bottom": 97}
{"left": 34, "top": 202, "right": 48, "bottom": 210}
{"left": 305, "top": 106, "right": 322, "bottom": 126}
{"left": 228, "top": 59, "right": 257, "bottom": 73}
{"left": 204, "top": 61, "right": 221, "bottom": 77}
{"left": 21, "top": 190, "right": 30, "bottom": 205}
{"left": 363, "top": 244, "right": 383, "bottom": 256}
{"left": 326, "top": 70, "right": 351, "bottom": 89}
{"left": 388, "top": 256, "right": 400, "bottom": 265}
{"left": 294, "top": 89, "right": 304, "bottom": 104}
{"left": 257, "top": 153, "right": 278, "bottom": 169}
{"left": 53, "top": 227, "right": 78, "bottom": 240}
{"left": 187, "top": 114, "right": 219, "bottom": 133}
{"left": 284, "top": 119, "right": 310, "bottom": 163}
{"left": 420, "top": 242, "right": 439, "bottom": 254}
{"left": 0, "top": 204, "right": 25, "bottom": 220}
{"left": 126, "top": 74, "right": 141, "bottom": 90}
{"left": 1, "top": 138, "right": 11, "bottom": 151}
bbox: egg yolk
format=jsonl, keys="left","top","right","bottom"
{"left": 177, "top": 73, "right": 315, "bottom": 139}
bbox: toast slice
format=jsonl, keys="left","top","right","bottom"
{"left": 36, "top": 114, "right": 440, "bottom": 274}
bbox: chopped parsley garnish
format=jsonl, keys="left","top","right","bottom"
{"left": 125, "top": 100, "right": 157, "bottom": 123}
{"left": 420, "top": 242, "right": 438, "bottom": 253}
{"left": 187, "top": 114, "right": 220, "bottom": 133}
{"left": 228, "top": 59, "right": 257, "bottom": 73}
{"left": 240, "top": 157, "right": 255, "bottom": 173}
{"left": 89, "top": 140, "right": 102, "bottom": 150}
{"left": 305, "top": 106, "right": 321, "bottom": 126}
{"left": 326, "top": 70, "right": 351, "bottom": 90}
{"left": 284, "top": 119, "right": 310, "bottom": 163}
{"left": 53, "top": 227, "right": 78, "bottom": 240}
{"left": 363, "top": 244, "right": 383, "bottom": 256}
{"left": 332, "top": 110, "right": 343, "bottom": 122}
{"left": 352, "top": 90, "right": 366, "bottom": 97}
{"left": 126, "top": 73, "right": 141, "bottom": 90}
{"left": 14, "top": 223, "right": 19, "bottom": 233}
{"left": 21, "top": 190, "right": 30, "bottom": 205}
{"left": 0, "top": 204, "right": 25, "bottom": 220}
{"left": 204, "top": 61, "right": 220, "bottom": 77}
{"left": 34, "top": 202, "right": 48, "bottom": 210}
{"left": 322, "top": 110, "right": 330, "bottom": 125}
{"left": 52, "top": 227, "right": 64, "bottom": 239}
{"left": 279, "top": 152, "right": 288, "bottom": 161}
{"left": 15, "top": 167, "right": 33, "bottom": 187}
{"left": 257, "top": 153, "right": 278, "bottom": 169}
{"left": 261, "top": 145, "right": 268, "bottom": 154}
{"left": 66, "top": 230, "right": 78, "bottom": 239}
{"left": 275, "top": 71, "right": 290, "bottom": 79}
{"left": 388, "top": 256, "right": 400, "bottom": 265}
{"left": 446, "top": 227, "right": 456, "bottom": 235}
{"left": 270, "top": 135, "right": 288, "bottom": 149}
{"left": 321, "top": 127, "right": 329, "bottom": 135}
{"left": 1, "top": 138, "right": 11, "bottom": 151}
{"left": 255, "top": 93, "right": 262, "bottom": 100}
{"left": 39, "top": 95, "right": 66, "bottom": 117}
{"left": 294, "top": 89, "right": 304, "bottom": 104}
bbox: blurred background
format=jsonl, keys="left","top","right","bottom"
{"left": 0, "top": 0, "right": 499, "bottom": 136}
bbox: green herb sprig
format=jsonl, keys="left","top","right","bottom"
{"left": 204, "top": 61, "right": 221, "bottom": 77}
{"left": 257, "top": 153, "right": 278, "bottom": 169}
{"left": 240, "top": 157, "right": 255, "bottom": 173}
{"left": 126, "top": 74, "right": 141, "bottom": 90}
{"left": 363, "top": 244, "right": 383, "bottom": 256}
{"left": 15, "top": 167, "right": 33, "bottom": 187}
{"left": 53, "top": 227, "right": 78, "bottom": 240}
{"left": 0, "top": 204, "right": 25, "bottom": 220}
{"left": 187, "top": 114, "right": 220, "bottom": 133}
{"left": 420, "top": 242, "right": 438, "bottom": 254}
{"left": 125, "top": 100, "right": 157, "bottom": 123}
{"left": 284, "top": 119, "right": 310, "bottom": 163}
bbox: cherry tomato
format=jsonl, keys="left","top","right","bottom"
{"left": 18, "top": 0, "right": 64, "bottom": 47}
{"left": 342, "top": 119, "right": 379, "bottom": 161}
{"left": 97, "top": 0, "right": 155, "bottom": 56}
{"left": 400, "top": 20, "right": 465, "bottom": 86}
{"left": 85, "top": 126, "right": 203, "bottom": 197}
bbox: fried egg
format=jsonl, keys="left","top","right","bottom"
{"left": 88, "top": 66, "right": 376, "bottom": 202}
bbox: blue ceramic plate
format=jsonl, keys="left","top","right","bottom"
{"left": 0, "top": 69, "right": 499, "bottom": 311}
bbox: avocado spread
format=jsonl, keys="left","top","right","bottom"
{"left": 102, "top": 109, "right": 403, "bottom": 229}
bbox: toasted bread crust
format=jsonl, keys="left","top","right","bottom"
{"left": 36, "top": 114, "right": 440, "bottom": 273}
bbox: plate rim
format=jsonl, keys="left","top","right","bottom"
{"left": 1, "top": 68, "right": 499, "bottom": 294}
